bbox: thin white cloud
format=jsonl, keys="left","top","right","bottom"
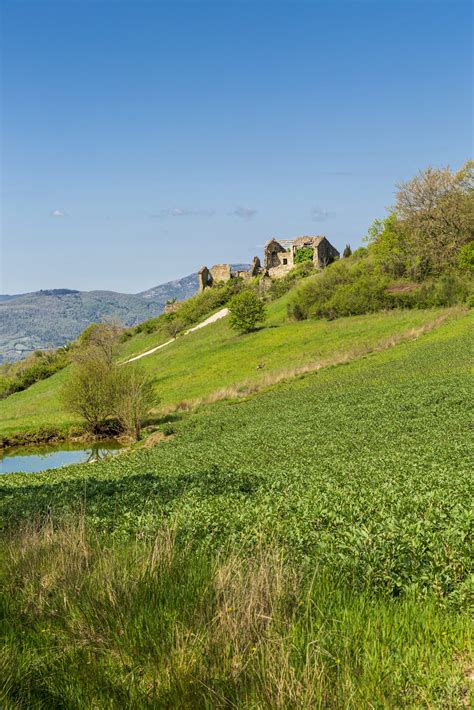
{"left": 230, "top": 206, "right": 258, "bottom": 220}
{"left": 311, "top": 207, "right": 333, "bottom": 222}
{"left": 151, "top": 207, "right": 215, "bottom": 219}
{"left": 50, "top": 209, "right": 66, "bottom": 217}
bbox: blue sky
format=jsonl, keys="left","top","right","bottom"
{"left": 1, "top": 0, "right": 472, "bottom": 293}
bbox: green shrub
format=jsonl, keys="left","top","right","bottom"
{"left": 288, "top": 251, "right": 472, "bottom": 322}
{"left": 229, "top": 291, "right": 267, "bottom": 333}
{"left": 0, "top": 348, "right": 70, "bottom": 399}
{"left": 166, "top": 315, "right": 186, "bottom": 339}
{"left": 269, "top": 262, "right": 314, "bottom": 300}
{"left": 288, "top": 260, "right": 354, "bottom": 320}
{"left": 412, "top": 273, "right": 472, "bottom": 309}
{"left": 135, "top": 320, "right": 158, "bottom": 335}
{"left": 351, "top": 246, "right": 369, "bottom": 260}
{"left": 320, "top": 274, "right": 390, "bottom": 319}
{"left": 177, "top": 278, "right": 245, "bottom": 326}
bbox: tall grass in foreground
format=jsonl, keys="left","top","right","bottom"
{"left": 1, "top": 519, "right": 471, "bottom": 708}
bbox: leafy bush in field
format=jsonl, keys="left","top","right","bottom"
{"left": 229, "top": 291, "right": 267, "bottom": 333}
{"left": 62, "top": 350, "right": 118, "bottom": 434}
{"left": 408, "top": 273, "right": 472, "bottom": 308}
{"left": 113, "top": 366, "right": 155, "bottom": 440}
{"left": 165, "top": 315, "right": 186, "bottom": 339}
{"left": 120, "top": 329, "right": 134, "bottom": 341}
{"left": 63, "top": 323, "right": 156, "bottom": 437}
{"left": 135, "top": 319, "right": 157, "bottom": 335}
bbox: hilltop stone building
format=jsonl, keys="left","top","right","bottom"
{"left": 263, "top": 236, "right": 339, "bottom": 278}
{"left": 198, "top": 235, "right": 339, "bottom": 290}
{"left": 198, "top": 257, "right": 261, "bottom": 291}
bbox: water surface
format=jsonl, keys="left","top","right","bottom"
{"left": 0, "top": 440, "right": 123, "bottom": 474}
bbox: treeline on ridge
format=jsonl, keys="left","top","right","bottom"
{"left": 288, "top": 162, "right": 473, "bottom": 320}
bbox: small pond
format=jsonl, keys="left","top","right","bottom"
{"left": 0, "top": 440, "right": 124, "bottom": 474}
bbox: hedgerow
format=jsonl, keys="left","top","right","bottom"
{"left": 0, "top": 348, "right": 70, "bottom": 399}
{"left": 288, "top": 257, "right": 472, "bottom": 320}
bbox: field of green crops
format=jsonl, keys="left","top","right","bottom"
{"left": 1, "top": 310, "right": 473, "bottom": 706}
{"left": 2, "top": 310, "right": 472, "bottom": 600}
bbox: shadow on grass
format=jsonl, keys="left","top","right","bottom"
{"left": 143, "top": 411, "right": 184, "bottom": 427}
{"left": 0, "top": 465, "right": 263, "bottom": 533}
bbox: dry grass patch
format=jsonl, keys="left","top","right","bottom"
{"left": 1, "top": 517, "right": 471, "bottom": 708}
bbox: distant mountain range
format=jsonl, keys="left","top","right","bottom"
{"left": 0, "top": 266, "right": 248, "bottom": 363}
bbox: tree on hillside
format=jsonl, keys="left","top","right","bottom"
{"left": 229, "top": 291, "right": 266, "bottom": 334}
{"left": 393, "top": 161, "right": 473, "bottom": 277}
{"left": 365, "top": 161, "right": 473, "bottom": 280}
{"left": 343, "top": 244, "right": 352, "bottom": 258}
{"left": 79, "top": 319, "right": 123, "bottom": 365}
{"left": 63, "top": 321, "right": 155, "bottom": 438}
{"left": 166, "top": 315, "right": 185, "bottom": 340}
{"left": 62, "top": 347, "right": 117, "bottom": 433}
{"left": 113, "top": 367, "right": 155, "bottom": 440}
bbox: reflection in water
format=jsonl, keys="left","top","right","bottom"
{"left": 0, "top": 440, "right": 123, "bottom": 474}
{"left": 85, "top": 445, "right": 117, "bottom": 464}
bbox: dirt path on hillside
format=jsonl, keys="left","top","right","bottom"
{"left": 124, "top": 307, "right": 229, "bottom": 364}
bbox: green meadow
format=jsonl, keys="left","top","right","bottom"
{"left": 0, "top": 294, "right": 459, "bottom": 442}
{"left": 1, "top": 309, "right": 472, "bottom": 707}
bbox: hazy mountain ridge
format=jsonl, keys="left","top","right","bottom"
{"left": 0, "top": 266, "right": 249, "bottom": 363}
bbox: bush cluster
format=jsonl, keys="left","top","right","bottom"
{"left": 0, "top": 348, "right": 70, "bottom": 399}
{"left": 288, "top": 161, "right": 473, "bottom": 321}
{"left": 288, "top": 257, "right": 472, "bottom": 321}
{"left": 268, "top": 262, "right": 314, "bottom": 300}
{"left": 177, "top": 278, "right": 246, "bottom": 326}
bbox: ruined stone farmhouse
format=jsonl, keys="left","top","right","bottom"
{"left": 198, "top": 257, "right": 262, "bottom": 291}
{"left": 198, "top": 235, "right": 339, "bottom": 290}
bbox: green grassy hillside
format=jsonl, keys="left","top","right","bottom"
{"left": 0, "top": 289, "right": 462, "bottom": 443}
{"left": 1, "top": 311, "right": 472, "bottom": 706}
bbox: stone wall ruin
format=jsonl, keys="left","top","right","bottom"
{"left": 198, "top": 237, "right": 339, "bottom": 290}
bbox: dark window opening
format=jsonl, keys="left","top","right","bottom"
{"left": 283, "top": 258, "right": 288, "bottom": 265}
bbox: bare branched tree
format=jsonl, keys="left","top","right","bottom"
{"left": 78, "top": 319, "right": 123, "bottom": 365}
{"left": 394, "top": 160, "right": 473, "bottom": 275}
{"left": 166, "top": 316, "right": 185, "bottom": 340}
{"left": 113, "top": 367, "right": 155, "bottom": 440}
{"left": 62, "top": 347, "right": 117, "bottom": 434}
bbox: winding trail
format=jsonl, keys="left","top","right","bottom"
{"left": 124, "top": 307, "right": 229, "bottom": 364}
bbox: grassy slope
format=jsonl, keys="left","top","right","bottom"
{"left": 0, "top": 291, "right": 458, "bottom": 439}
{"left": 1, "top": 312, "right": 472, "bottom": 707}
{"left": 2, "top": 312, "right": 472, "bottom": 600}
